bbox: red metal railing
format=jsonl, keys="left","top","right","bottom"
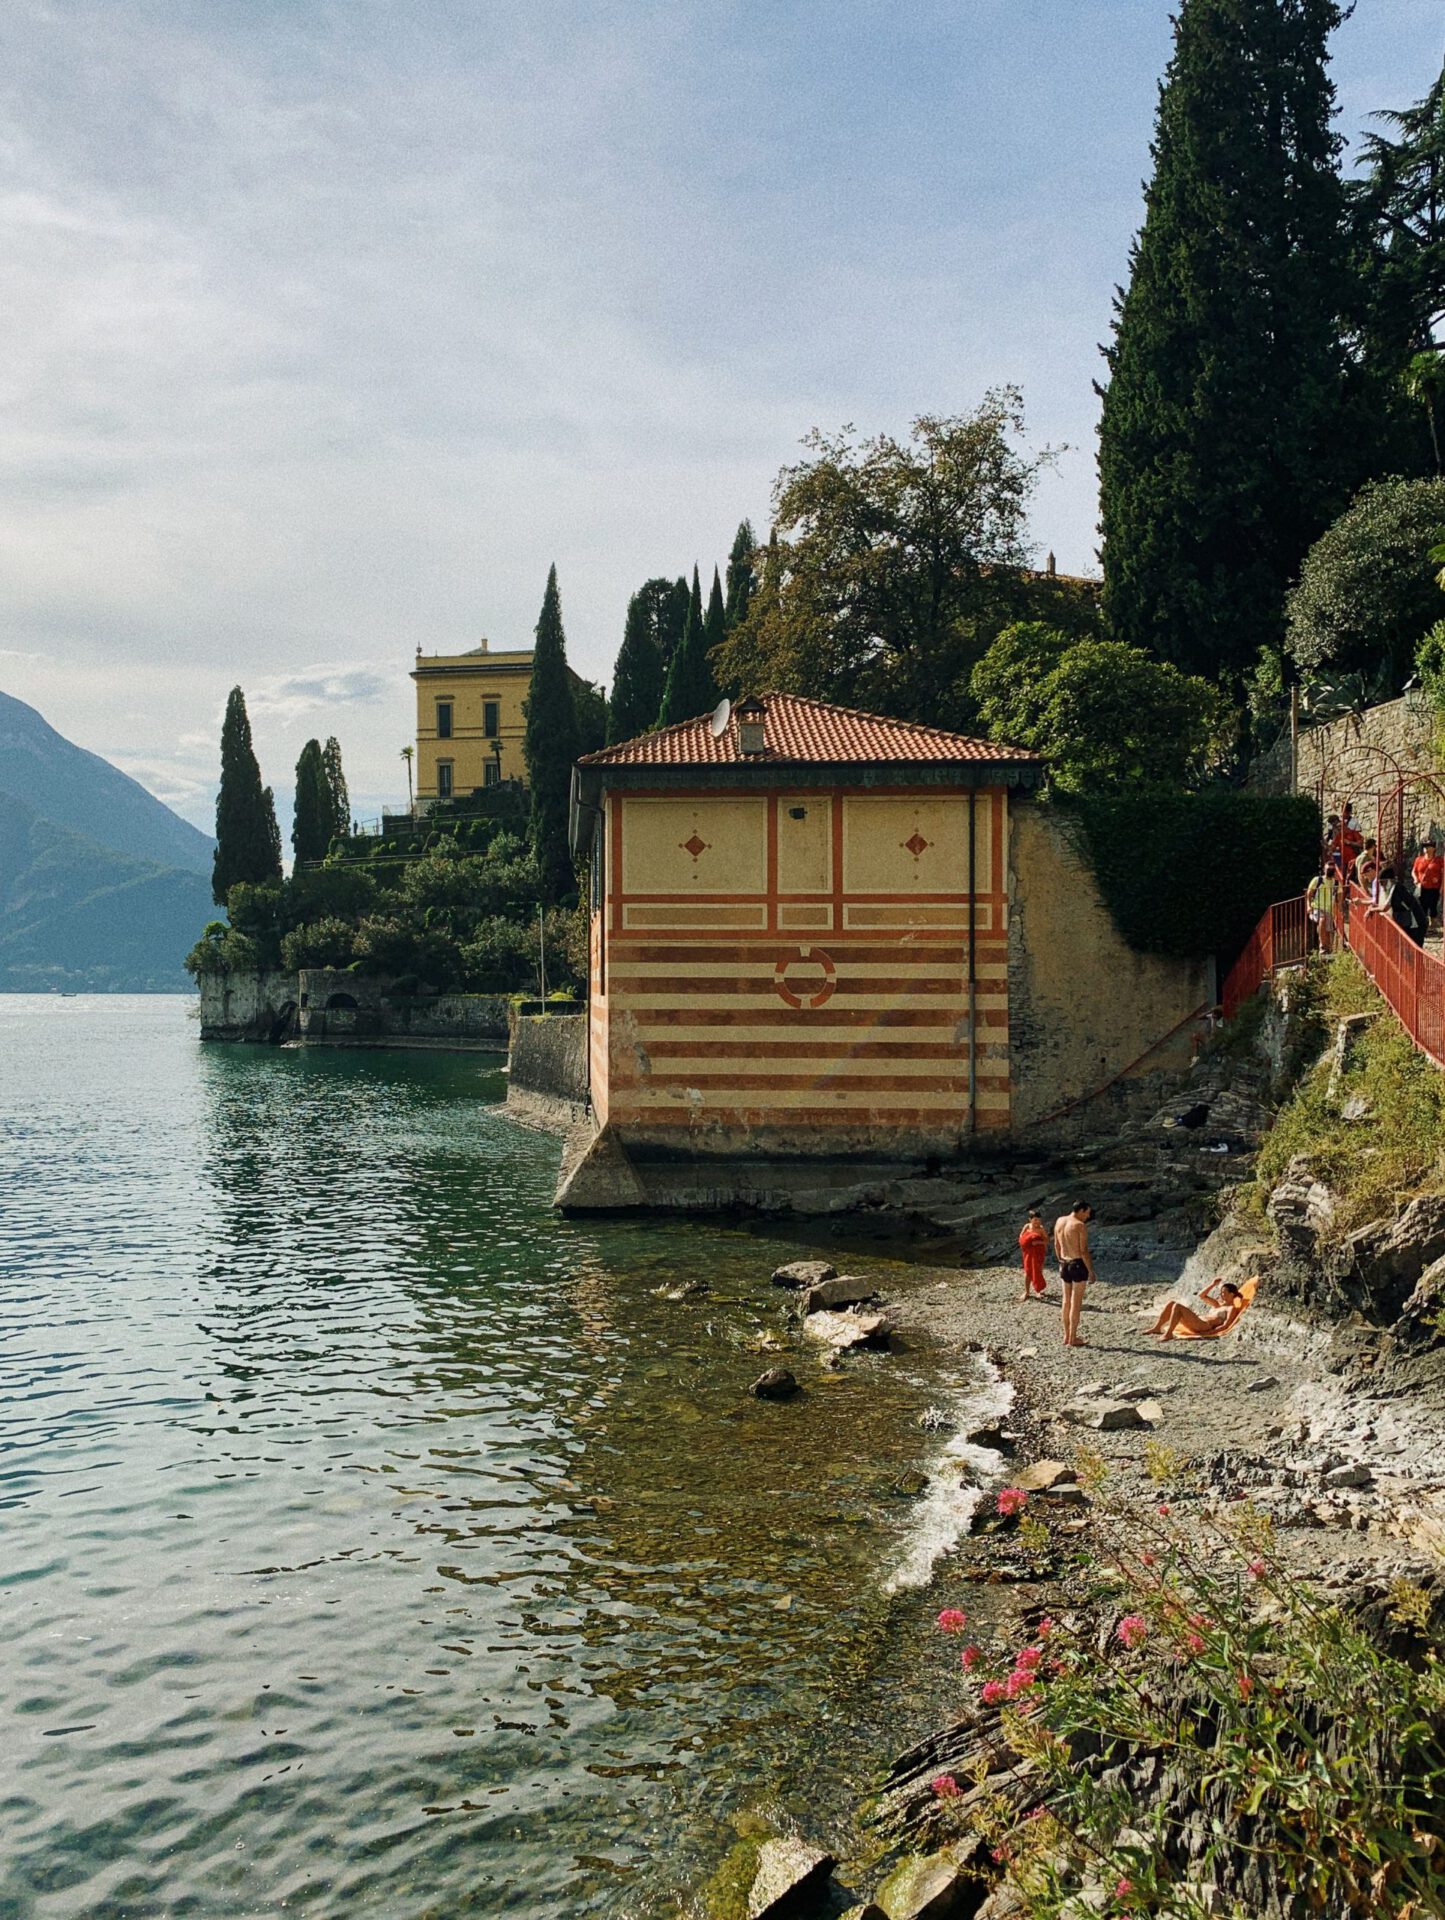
{"left": 1344, "top": 884, "right": 1445, "bottom": 1067}
{"left": 1221, "top": 895, "right": 1312, "bottom": 1019}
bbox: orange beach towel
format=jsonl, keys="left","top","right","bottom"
{"left": 1168, "top": 1274, "right": 1258, "bottom": 1340}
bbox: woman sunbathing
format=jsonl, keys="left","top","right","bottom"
{"left": 1148, "top": 1277, "right": 1249, "bottom": 1342}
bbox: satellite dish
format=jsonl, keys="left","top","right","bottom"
{"left": 708, "top": 697, "right": 732, "bottom": 740}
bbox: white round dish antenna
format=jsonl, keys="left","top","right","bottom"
{"left": 708, "top": 697, "right": 731, "bottom": 740}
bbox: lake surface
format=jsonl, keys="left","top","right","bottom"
{"left": 0, "top": 998, "right": 985, "bottom": 1919}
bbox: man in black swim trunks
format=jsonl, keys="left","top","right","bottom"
{"left": 1053, "top": 1201, "right": 1095, "bottom": 1348}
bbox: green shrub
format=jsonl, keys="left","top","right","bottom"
{"left": 184, "top": 924, "right": 261, "bottom": 976}
{"left": 280, "top": 917, "right": 357, "bottom": 971}
{"left": 1287, "top": 476, "right": 1445, "bottom": 684}
{"left": 1070, "top": 791, "right": 1319, "bottom": 962}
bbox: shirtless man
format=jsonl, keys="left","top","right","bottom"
{"left": 1053, "top": 1202, "right": 1095, "bottom": 1348}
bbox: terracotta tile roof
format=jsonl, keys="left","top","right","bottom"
{"left": 579, "top": 692, "right": 1040, "bottom": 770}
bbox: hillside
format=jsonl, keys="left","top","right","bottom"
{"left": 0, "top": 694, "right": 216, "bottom": 992}
{"left": 0, "top": 689, "right": 212, "bottom": 874}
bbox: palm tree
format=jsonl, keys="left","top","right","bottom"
{"left": 401, "top": 744, "right": 415, "bottom": 810}
{"left": 1402, "top": 350, "right": 1445, "bottom": 475}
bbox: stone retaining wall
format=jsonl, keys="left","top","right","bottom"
{"left": 198, "top": 969, "right": 510, "bottom": 1048}
{"left": 1249, "top": 695, "right": 1442, "bottom": 854}
{"left": 506, "top": 1013, "right": 589, "bottom": 1131}
{"left": 197, "top": 969, "right": 298, "bottom": 1042}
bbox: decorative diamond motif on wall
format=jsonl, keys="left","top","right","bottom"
{"left": 681, "top": 832, "right": 709, "bottom": 860}
{"left": 903, "top": 831, "right": 931, "bottom": 858}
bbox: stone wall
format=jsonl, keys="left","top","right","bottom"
{"left": 197, "top": 969, "right": 298, "bottom": 1042}
{"left": 296, "top": 970, "right": 510, "bottom": 1048}
{"left": 1249, "top": 695, "right": 1442, "bottom": 854}
{"left": 1007, "top": 804, "right": 1214, "bottom": 1134}
{"left": 506, "top": 1012, "right": 589, "bottom": 1130}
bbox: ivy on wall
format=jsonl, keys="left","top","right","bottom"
{"left": 1067, "top": 791, "right": 1320, "bottom": 965}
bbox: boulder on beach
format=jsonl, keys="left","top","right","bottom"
{"left": 747, "top": 1837, "right": 836, "bottom": 1919}
{"left": 1063, "top": 1400, "right": 1146, "bottom": 1432}
{"left": 875, "top": 1846, "right": 981, "bottom": 1920}
{"left": 771, "top": 1259, "right": 836, "bottom": 1290}
{"left": 751, "top": 1369, "right": 800, "bottom": 1400}
{"left": 801, "top": 1274, "right": 878, "bottom": 1314}
{"left": 1013, "top": 1459, "right": 1075, "bottom": 1491}
{"left": 803, "top": 1309, "right": 892, "bottom": 1351}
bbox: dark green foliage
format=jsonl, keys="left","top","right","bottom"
{"left": 703, "top": 565, "right": 726, "bottom": 682}
{"left": 572, "top": 679, "right": 608, "bottom": 758}
{"left": 279, "top": 916, "right": 357, "bottom": 971}
{"left": 608, "top": 589, "right": 666, "bottom": 743}
{"left": 522, "top": 564, "right": 581, "bottom": 903}
{"left": 1353, "top": 63, "right": 1445, "bottom": 373}
{"left": 969, "top": 622, "right": 1073, "bottom": 746}
{"left": 213, "top": 687, "right": 282, "bottom": 905}
{"left": 1071, "top": 791, "right": 1320, "bottom": 963}
{"left": 292, "top": 739, "right": 331, "bottom": 864}
{"left": 1098, "top": 0, "right": 1353, "bottom": 685}
{"left": 724, "top": 521, "right": 758, "bottom": 629}
{"left": 352, "top": 917, "right": 462, "bottom": 990}
{"left": 1285, "top": 478, "right": 1445, "bottom": 684}
{"left": 623, "top": 576, "right": 690, "bottom": 675}
{"left": 714, "top": 398, "right": 1042, "bottom": 728}
{"left": 658, "top": 566, "right": 720, "bottom": 726}
{"left": 322, "top": 737, "right": 350, "bottom": 837}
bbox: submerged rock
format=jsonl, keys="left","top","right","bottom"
{"left": 965, "top": 1424, "right": 1017, "bottom": 1454}
{"left": 772, "top": 1260, "right": 836, "bottom": 1290}
{"left": 803, "top": 1309, "right": 892, "bottom": 1351}
{"left": 751, "top": 1368, "right": 800, "bottom": 1401}
{"left": 747, "top": 1836, "right": 836, "bottom": 1919}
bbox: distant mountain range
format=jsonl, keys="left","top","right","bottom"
{"left": 0, "top": 691, "right": 214, "bottom": 992}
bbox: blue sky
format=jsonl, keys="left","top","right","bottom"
{"left": 0, "top": 0, "right": 1439, "bottom": 829}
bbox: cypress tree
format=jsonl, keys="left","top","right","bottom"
{"left": 1097, "top": 0, "right": 1352, "bottom": 686}
{"left": 658, "top": 566, "right": 720, "bottom": 726}
{"left": 608, "top": 589, "right": 666, "bottom": 743}
{"left": 704, "top": 565, "right": 727, "bottom": 675}
{"left": 522, "top": 564, "right": 581, "bottom": 902}
{"left": 212, "top": 686, "right": 282, "bottom": 906}
{"left": 724, "top": 521, "right": 758, "bottom": 629}
{"left": 322, "top": 736, "right": 350, "bottom": 839}
{"left": 292, "top": 740, "right": 330, "bottom": 864}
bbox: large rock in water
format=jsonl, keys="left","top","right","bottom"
{"left": 746, "top": 1837, "right": 836, "bottom": 1919}
{"left": 751, "top": 1369, "right": 800, "bottom": 1400}
{"left": 1340, "top": 1196, "right": 1445, "bottom": 1324}
{"left": 772, "top": 1259, "right": 836, "bottom": 1290}
{"left": 802, "top": 1274, "right": 878, "bottom": 1313}
{"left": 803, "top": 1309, "right": 892, "bottom": 1351}
{"left": 875, "top": 1848, "right": 983, "bottom": 1920}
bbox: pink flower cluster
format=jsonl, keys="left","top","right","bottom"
{"left": 930, "top": 1773, "right": 961, "bottom": 1799}
{"left": 1116, "top": 1613, "right": 1148, "bottom": 1650}
{"left": 935, "top": 1607, "right": 968, "bottom": 1634}
{"left": 996, "top": 1487, "right": 1029, "bottom": 1517}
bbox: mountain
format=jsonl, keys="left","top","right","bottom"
{"left": 0, "top": 689, "right": 213, "bottom": 874}
{"left": 0, "top": 692, "right": 215, "bottom": 992}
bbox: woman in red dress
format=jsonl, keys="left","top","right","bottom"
{"left": 1019, "top": 1209, "right": 1048, "bottom": 1301}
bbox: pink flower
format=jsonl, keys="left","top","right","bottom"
{"left": 1140, "top": 1551, "right": 1156, "bottom": 1567}
{"left": 1024, "top": 1805, "right": 1047, "bottom": 1821}
{"left": 1185, "top": 1632, "right": 1206, "bottom": 1656}
{"left": 1247, "top": 1558, "right": 1266, "bottom": 1579}
{"left": 1116, "top": 1614, "right": 1148, "bottom": 1650}
{"left": 960, "top": 1644, "right": 982, "bottom": 1671}
{"left": 1015, "top": 1644, "right": 1043, "bottom": 1671}
{"left": 980, "top": 1679, "right": 1008, "bottom": 1705}
{"left": 1005, "top": 1668, "right": 1036, "bottom": 1698}
{"left": 936, "top": 1607, "right": 968, "bottom": 1634}
{"left": 991, "top": 1844, "right": 1013, "bottom": 1865}
{"left": 996, "top": 1487, "right": 1029, "bottom": 1517}
{"left": 1157, "top": 1502, "right": 1171, "bottom": 1517}
{"left": 930, "top": 1773, "right": 961, "bottom": 1798}
{"left": 1036, "top": 1616, "right": 1054, "bottom": 1639}
{"left": 1237, "top": 1671, "right": 1255, "bottom": 1701}
{"left": 1115, "top": 1879, "right": 1134, "bottom": 1898}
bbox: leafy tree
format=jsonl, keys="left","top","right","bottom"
{"left": 1402, "top": 349, "right": 1445, "bottom": 475}
{"left": 974, "top": 631, "right": 1226, "bottom": 795}
{"left": 1286, "top": 478, "right": 1445, "bottom": 685}
{"left": 292, "top": 739, "right": 331, "bottom": 865}
{"left": 458, "top": 916, "right": 537, "bottom": 993}
{"left": 658, "top": 565, "right": 720, "bottom": 726}
{"left": 1353, "top": 62, "right": 1445, "bottom": 372}
{"left": 212, "top": 686, "right": 282, "bottom": 905}
{"left": 724, "top": 520, "right": 758, "bottom": 629}
{"left": 352, "top": 916, "right": 462, "bottom": 989}
{"left": 1097, "top": 0, "right": 1354, "bottom": 685}
{"left": 280, "top": 917, "right": 357, "bottom": 971}
{"left": 714, "top": 397, "right": 1040, "bottom": 725}
{"left": 322, "top": 737, "right": 350, "bottom": 839}
{"left": 608, "top": 588, "right": 666, "bottom": 743}
{"left": 969, "top": 622, "right": 1072, "bottom": 746}
{"left": 572, "top": 678, "right": 609, "bottom": 758}
{"left": 522, "top": 563, "right": 580, "bottom": 902}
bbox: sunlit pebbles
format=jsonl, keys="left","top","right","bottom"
{"left": 0, "top": 997, "right": 994, "bottom": 1917}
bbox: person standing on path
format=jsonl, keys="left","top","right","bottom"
{"left": 1018, "top": 1208, "right": 1048, "bottom": 1302}
{"left": 1307, "top": 867, "right": 1340, "bottom": 953}
{"left": 1053, "top": 1202, "right": 1095, "bottom": 1348}
{"left": 1412, "top": 839, "right": 1443, "bottom": 930}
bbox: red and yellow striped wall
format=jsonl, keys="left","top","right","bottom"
{"left": 588, "top": 785, "right": 1011, "bottom": 1154}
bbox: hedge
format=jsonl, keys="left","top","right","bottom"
{"left": 1067, "top": 790, "right": 1320, "bottom": 966}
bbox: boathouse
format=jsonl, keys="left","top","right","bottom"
{"left": 561, "top": 694, "right": 1212, "bottom": 1208}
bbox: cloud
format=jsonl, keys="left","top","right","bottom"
{"left": 246, "top": 665, "right": 397, "bottom": 728}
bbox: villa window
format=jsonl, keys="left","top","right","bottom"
{"left": 437, "top": 762, "right": 453, "bottom": 800}
{"left": 483, "top": 701, "right": 500, "bottom": 738}
{"left": 436, "top": 701, "right": 453, "bottom": 739}
{"left": 483, "top": 760, "right": 501, "bottom": 787}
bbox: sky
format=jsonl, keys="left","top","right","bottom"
{"left": 0, "top": 0, "right": 1440, "bottom": 834}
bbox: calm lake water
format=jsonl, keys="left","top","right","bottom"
{"left": 0, "top": 998, "right": 987, "bottom": 1920}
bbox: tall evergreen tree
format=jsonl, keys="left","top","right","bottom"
{"left": 724, "top": 520, "right": 758, "bottom": 629}
{"left": 292, "top": 739, "right": 330, "bottom": 864}
{"left": 322, "top": 736, "right": 350, "bottom": 838}
{"left": 703, "top": 565, "right": 727, "bottom": 676}
{"left": 658, "top": 565, "right": 720, "bottom": 726}
{"left": 608, "top": 589, "right": 666, "bottom": 742}
{"left": 212, "top": 686, "right": 282, "bottom": 906}
{"left": 522, "top": 564, "right": 581, "bottom": 902}
{"left": 1097, "top": 0, "right": 1353, "bottom": 686}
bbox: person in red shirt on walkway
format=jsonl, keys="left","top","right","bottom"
{"left": 1338, "top": 803, "right": 1363, "bottom": 875}
{"left": 1018, "top": 1208, "right": 1048, "bottom": 1302}
{"left": 1412, "top": 839, "right": 1443, "bottom": 930}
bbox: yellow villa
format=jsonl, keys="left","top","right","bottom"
{"left": 410, "top": 639, "right": 536, "bottom": 805}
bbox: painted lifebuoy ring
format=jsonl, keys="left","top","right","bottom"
{"left": 773, "top": 945, "right": 837, "bottom": 1010}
